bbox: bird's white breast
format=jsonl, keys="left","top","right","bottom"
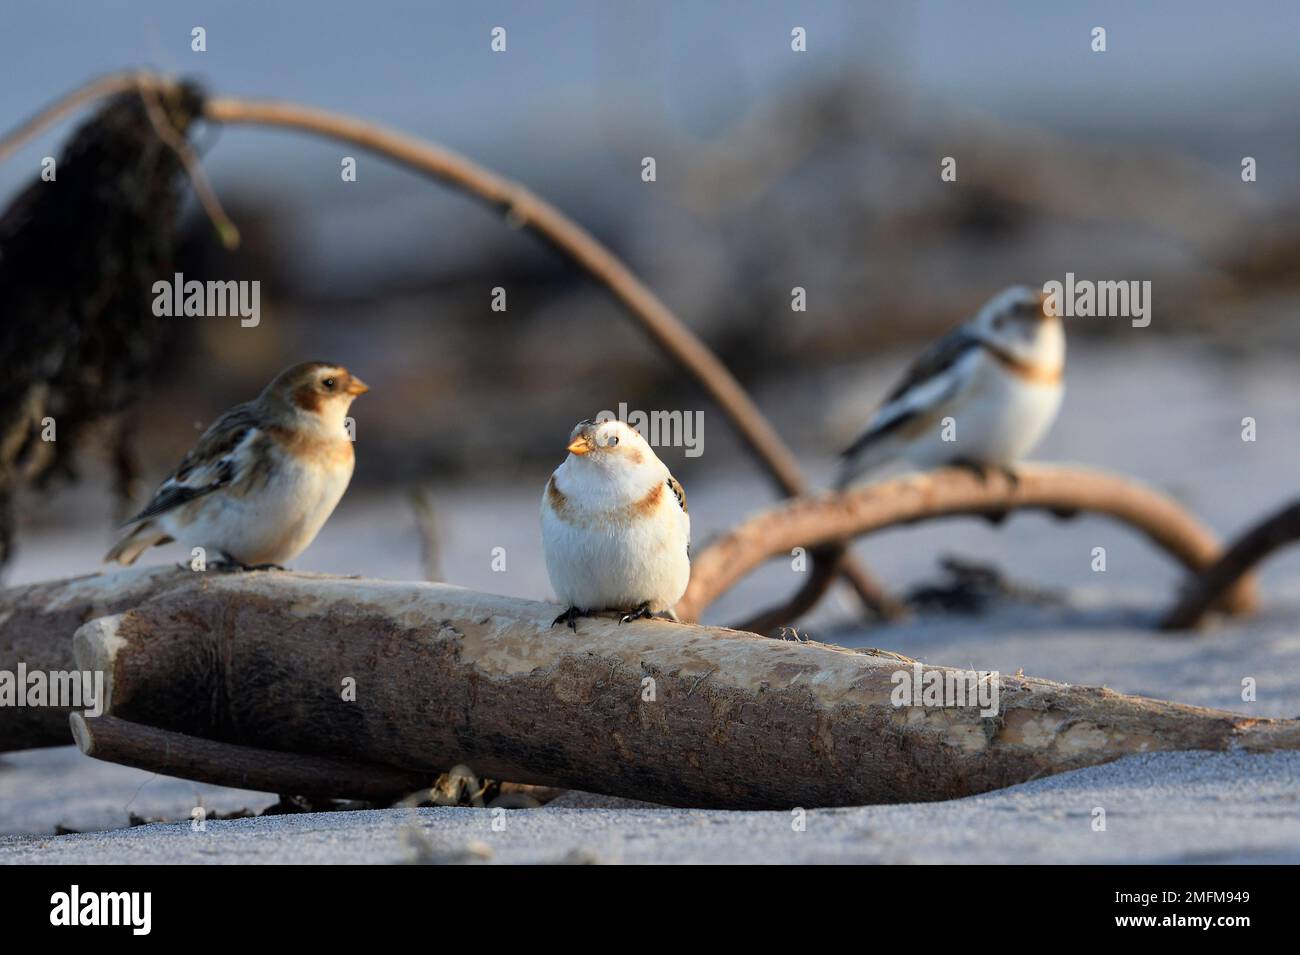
{"left": 163, "top": 438, "right": 354, "bottom": 565}
{"left": 906, "top": 351, "right": 1062, "bottom": 469}
{"left": 540, "top": 462, "right": 690, "bottom": 613}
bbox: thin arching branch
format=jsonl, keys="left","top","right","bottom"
{"left": 734, "top": 544, "right": 845, "bottom": 634}
{"left": 1161, "top": 500, "right": 1300, "bottom": 630}
{"left": 0, "top": 70, "right": 159, "bottom": 162}
{"left": 677, "top": 464, "right": 1259, "bottom": 627}
{"left": 197, "top": 93, "right": 896, "bottom": 617}
{"left": 0, "top": 71, "right": 238, "bottom": 247}
{"left": 0, "top": 72, "right": 897, "bottom": 618}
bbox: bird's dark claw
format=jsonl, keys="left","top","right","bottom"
{"left": 952, "top": 458, "right": 992, "bottom": 483}
{"left": 952, "top": 460, "right": 1019, "bottom": 490}
{"left": 619, "top": 603, "right": 653, "bottom": 625}
{"left": 552, "top": 606, "right": 582, "bottom": 631}
{"left": 207, "top": 555, "right": 285, "bottom": 573}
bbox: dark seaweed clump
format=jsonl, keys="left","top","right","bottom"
{"left": 0, "top": 80, "right": 205, "bottom": 568}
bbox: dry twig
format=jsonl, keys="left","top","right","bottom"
{"left": 0, "top": 71, "right": 160, "bottom": 162}
{"left": 408, "top": 487, "right": 443, "bottom": 583}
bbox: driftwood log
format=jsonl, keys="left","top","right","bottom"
{"left": 1, "top": 567, "right": 1294, "bottom": 808}
{"left": 682, "top": 464, "right": 1260, "bottom": 628}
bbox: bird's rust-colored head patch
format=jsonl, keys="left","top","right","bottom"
{"left": 268, "top": 361, "right": 369, "bottom": 417}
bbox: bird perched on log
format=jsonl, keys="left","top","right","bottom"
{"left": 541, "top": 418, "right": 690, "bottom": 629}
{"left": 837, "top": 286, "right": 1064, "bottom": 487}
{"left": 105, "top": 361, "right": 368, "bottom": 568}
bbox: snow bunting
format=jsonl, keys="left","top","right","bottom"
{"left": 541, "top": 418, "right": 690, "bottom": 629}
{"left": 837, "top": 286, "right": 1064, "bottom": 487}
{"left": 105, "top": 361, "right": 368, "bottom": 567}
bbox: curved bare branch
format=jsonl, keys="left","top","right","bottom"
{"left": 0, "top": 73, "right": 896, "bottom": 618}
{"left": 678, "top": 464, "right": 1259, "bottom": 626}
{"left": 0, "top": 70, "right": 160, "bottom": 162}
{"left": 197, "top": 94, "right": 896, "bottom": 616}
{"left": 1161, "top": 500, "right": 1300, "bottom": 630}
{"left": 733, "top": 543, "right": 846, "bottom": 634}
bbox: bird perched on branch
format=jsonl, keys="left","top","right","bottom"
{"left": 837, "top": 286, "right": 1064, "bottom": 487}
{"left": 541, "top": 418, "right": 690, "bottom": 629}
{"left": 105, "top": 361, "right": 368, "bottom": 568}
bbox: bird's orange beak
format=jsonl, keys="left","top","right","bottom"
{"left": 567, "top": 434, "right": 592, "bottom": 455}
{"left": 345, "top": 375, "right": 370, "bottom": 396}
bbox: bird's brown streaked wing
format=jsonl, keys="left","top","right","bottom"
{"left": 881, "top": 326, "right": 980, "bottom": 406}
{"left": 840, "top": 327, "right": 979, "bottom": 461}
{"left": 122, "top": 403, "right": 260, "bottom": 524}
{"left": 170, "top": 403, "right": 261, "bottom": 481}
{"left": 666, "top": 474, "right": 687, "bottom": 514}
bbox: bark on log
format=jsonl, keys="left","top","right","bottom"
{"left": 0, "top": 566, "right": 196, "bottom": 750}
{"left": 1161, "top": 500, "right": 1300, "bottom": 631}
{"left": 70, "top": 713, "right": 436, "bottom": 801}
{"left": 28, "top": 567, "right": 1294, "bottom": 809}
{"left": 680, "top": 464, "right": 1259, "bottom": 627}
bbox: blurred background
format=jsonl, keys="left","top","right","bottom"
{"left": 4, "top": 0, "right": 1300, "bottom": 637}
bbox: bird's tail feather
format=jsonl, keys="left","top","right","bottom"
{"left": 104, "top": 522, "right": 170, "bottom": 565}
{"left": 836, "top": 421, "right": 898, "bottom": 490}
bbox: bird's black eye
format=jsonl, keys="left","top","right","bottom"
{"left": 607, "top": 436, "right": 619, "bottom": 447}
{"left": 322, "top": 377, "right": 336, "bottom": 391}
